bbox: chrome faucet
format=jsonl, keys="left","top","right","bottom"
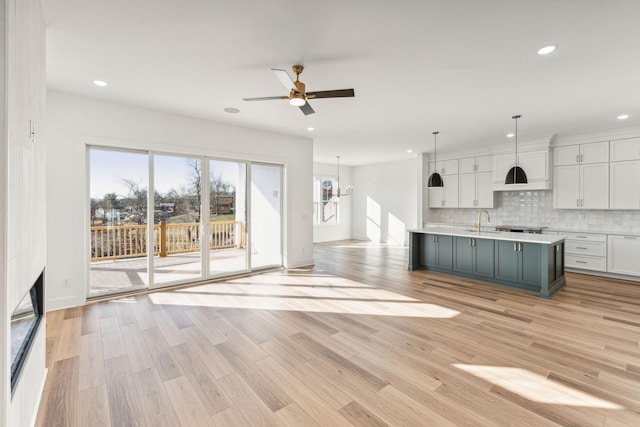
{"left": 477, "top": 210, "right": 491, "bottom": 232}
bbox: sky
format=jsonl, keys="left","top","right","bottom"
{"left": 89, "top": 149, "right": 242, "bottom": 200}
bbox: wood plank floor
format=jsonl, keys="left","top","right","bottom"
{"left": 36, "top": 240, "right": 640, "bottom": 426}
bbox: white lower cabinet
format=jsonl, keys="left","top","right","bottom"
{"left": 564, "top": 232, "right": 607, "bottom": 272}
{"left": 607, "top": 235, "right": 640, "bottom": 276}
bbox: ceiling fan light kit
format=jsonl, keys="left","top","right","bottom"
{"left": 243, "top": 65, "right": 355, "bottom": 115}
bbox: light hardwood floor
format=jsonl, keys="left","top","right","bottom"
{"left": 36, "top": 240, "right": 640, "bottom": 426}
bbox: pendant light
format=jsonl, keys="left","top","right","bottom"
{"left": 505, "top": 115, "right": 528, "bottom": 185}
{"left": 428, "top": 131, "right": 444, "bottom": 187}
{"left": 336, "top": 156, "right": 353, "bottom": 197}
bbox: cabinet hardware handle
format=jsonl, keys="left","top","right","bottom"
{"left": 576, "top": 260, "right": 587, "bottom": 264}
{"left": 469, "top": 238, "right": 472, "bottom": 246}
{"left": 581, "top": 154, "right": 584, "bottom": 162}
{"left": 623, "top": 236, "right": 636, "bottom": 239}
{"left": 576, "top": 247, "right": 588, "bottom": 250}
{"left": 576, "top": 154, "right": 580, "bottom": 163}
{"left": 518, "top": 242, "right": 522, "bottom": 251}
{"left": 513, "top": 242, "right": 517, "bottom": 251}
{"left": 472, "top": 239, "right": 476, "bottom": 247}
{"left": 576, "top": 236, "right": 587, "bottom": 239}
{"left": 576, "top": 199, "right": 580, "bottom": 207}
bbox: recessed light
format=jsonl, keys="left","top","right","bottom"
{"left": 617, "top": 114, "right": 630, "bottom": 120}
{"left": 537, "top": 45, "right": 557, "bottom": 55}
{"left": 224, "top": 107, "right": 240, "bottom": 114}
{"left": 507, "top": 133, "right": 515, "bottom": 138}
{"left": 407, "top": 149, "right": 413, "bottom": 153}
{"left": 93, "top": 80, "right": 108, "bottom": 87}
{"left": 306, "top": 127, "right": 315, "bottom": 131}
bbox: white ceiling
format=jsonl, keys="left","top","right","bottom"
{"left": 44, "top": 0, "right": 640, "bottom": 166}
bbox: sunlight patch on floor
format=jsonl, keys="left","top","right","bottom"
{"left": 453, "top": 364, "right": 623, "bottom": 409}
{"left": 148, "top": 291, "right": 459, "bottom": 318}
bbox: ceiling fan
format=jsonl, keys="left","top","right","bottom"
{"left": 243, "top": 65, "right": 355, "bottom": 115}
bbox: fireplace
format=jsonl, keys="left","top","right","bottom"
{"left": 10, "top": 270, "right": 44, "bottom": 393}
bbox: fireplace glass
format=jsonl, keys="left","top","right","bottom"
{"left": 10, "top": 270, "right": 44, "bottom": 393}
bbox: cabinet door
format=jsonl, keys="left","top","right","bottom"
{"left": 519, "top": 151, "right": 548, "bottom": 181}
{"left": 436, "top": 235, "right": 453, "bottom": 270}
{"left": 607, "top": 235, "right": 640, "bottom": 276}
{"left": 581, "top": 141, "right": 609, "bottom": 164}
{"left": 473, "top": 238, "right": 495, "bottom": 278}
{"left": 519, "top": 243, "right": 541, "bottom": 286}
{"left": 475, "top": 155, "right": 493, "bottom": 173}
{"left": 428, "top": 187, "right": 443, "bottom": 208}
{"left": 459, "top": 157, "right": 476, "bottom": 174}
{"left": 610, "top": 138, "right": 640, "bottom": 162}
{"left": 553, "top": 165, "right": 580, "bottom": 209}
{"left": 554, "top": 145, "right": 580, "bottom": 166}
{"left": 458, "top": 174, "right": 476, "bottom": 208}
{"left": 610, "top": 160, "right": 640, "bottom": 209}
{"left": 581, "top": 163, "right": 609, "bottom": 209}
{"left": 421, "top": 234, "right": 437, "bottom": 267}
{"left": 493, "top": 154, "right": 513, "bottom": 183}
{"left": 441, "top": 159, "right": 459, "bottom": 175}
{"left": 443, "top": 175, "right": 459, "bottom": 208}
{"left": 495, "top": 240, "right": 519, "bottom": 282}
{"left": 453, "top": 237, "right": 474, "bottom": 273}
{"left": 475, "top": 172, "right": 494, "bottom": 208}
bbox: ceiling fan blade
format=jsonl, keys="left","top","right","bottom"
{"left": 271, "top": 68, "right": 297, "bottom": 92}
{"left": 299, "top": 102, "right": 315, "bottom": 115}
{"left": 243, "top": 96, "right": 289, "bottom": 101}
{"left": 306, "top": 89, "right": 355, "bottom": 99}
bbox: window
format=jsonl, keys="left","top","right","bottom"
{"left": 313, "top": 176, "right": 339, "bottom": 224}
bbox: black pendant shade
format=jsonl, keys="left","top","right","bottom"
{"left": 428, "top": 172, "right": 444, "bottom": 187}
{"left": 505, "top": 166, "right": 528, "bottom": 184}
{"left": 428, "top": 130, "right": 444, "bottom": 188}
{"left": 505, "top": 114, "right": 528, "bottom": 185}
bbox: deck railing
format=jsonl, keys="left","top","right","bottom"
{"left": 90, "top": 220, "right": 245, "bottom": 262}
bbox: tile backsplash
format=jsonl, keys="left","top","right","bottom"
{"left": 427, "top": 190, "right": 640, "bottom": 232}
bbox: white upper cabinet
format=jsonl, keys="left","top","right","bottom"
{"left": 610, "top": 160, "right": 640, "bottom": 209}
{"left": 428, "top": 175, "right": 459, "bottom": 208}
{"left": 493, "top": 150, "right": 550, "bottom": 190}
{"left": 459, "top": 155, "right": 492, "bottom": 174}
{"left": 458, "top": 157, "right": 494, "bottom": 209}
{"left": 554, "top": 141, "right": 609, "bottom": 166}
{"left": 610, "top": 138, "right": 640, "bottom": 162}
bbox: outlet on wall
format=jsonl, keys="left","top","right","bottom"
{"left": 62, "top": 278, "right": 70, "bottom": 288}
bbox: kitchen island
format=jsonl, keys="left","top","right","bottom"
{"left": 409, "top": 227, "right": 566, "bottom": 299}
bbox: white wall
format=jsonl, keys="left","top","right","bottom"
{"left": 46, "top": 91, "right": 313, "bottom": 311}
{"left": 313, "top": 162, "right": 352, "bottom": 242}
{"left": 3, "top": 0, "right": 48, "bottom": 425}
{"left": 351, "top": 158, "right": 418, "bottom": 245}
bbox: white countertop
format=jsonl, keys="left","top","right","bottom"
{"left": 410, "top": 227, "right": 565, "bottom": 245}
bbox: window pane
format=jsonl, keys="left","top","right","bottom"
{"left": 153, "top": 155, "right": 203, "bottom": 285}
{"left": 89, "top": 148, "right": 149, "bottom": 295}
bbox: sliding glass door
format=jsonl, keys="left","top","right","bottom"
{"left": 88, "top": 147, "right": 282, "bottom": 297}
{"left": 250, "top": 163, "right": 283, "bottom": 269}
{"left": 152, "top": 154, "right": 203, "bottom": 286}
{"left": 89, "top": 148, "right": 149, "bottom": 296}
{"left": 209, "top": 159, "right": 248, "bottom": 276}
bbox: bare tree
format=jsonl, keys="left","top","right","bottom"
{"left": 186, "top": 159, "right": 202, "bottom": 221}
{"left": 122, "top": 178, "right": 147, "bottom": 224}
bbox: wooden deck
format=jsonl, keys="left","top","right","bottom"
{"left": 90, "top": 249, "right": 247, "bottom": 294}
{"left": 38, "top": 240, "right": 640, "bottom": 426}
